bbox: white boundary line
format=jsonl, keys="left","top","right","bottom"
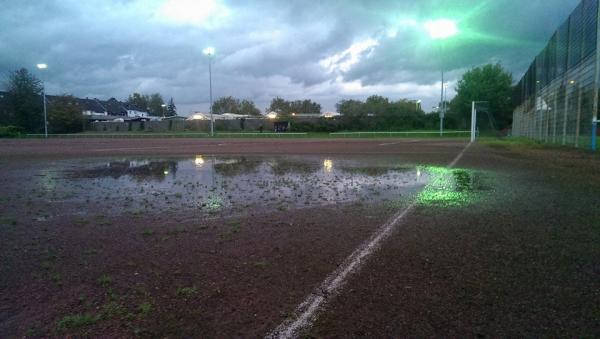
{"left": 266, "top": 141, "right": 473, "bottom": 339}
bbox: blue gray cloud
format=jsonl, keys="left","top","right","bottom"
{"left": 0, "top": 0, "right": 581, "bottom": 114}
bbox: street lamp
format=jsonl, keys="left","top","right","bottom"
{"left": 161, "top": 103, "right": 167, "bottom": 118}
{"left": 36, "top": 63, "right": 48, "bottom": 138}
{"left": 203, "top": 46, "right": 215, "bottom": 136}
{"left": 425, "top": 19, "right": 458, "bottom": 136}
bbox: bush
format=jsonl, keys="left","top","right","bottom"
{"left": 0, "top": 125, "right": 24, "bottom": 138}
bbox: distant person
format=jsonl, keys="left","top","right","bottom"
{"left": 259, "top": 125, "right": 264, "bottom": 133}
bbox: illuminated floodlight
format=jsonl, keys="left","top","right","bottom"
{"left": 195, "top": 155, "right": 205, "bottom": 166}
{"left": 266, "top": 112, "right": 277, "bottom": 119}
{"left": 203, "top": 47, "right": 215, "bottom": 56}
{"left": 424, "top": 19, "right": 458, "bottom": 40}
{"left": 36, "top": 63, "right": 48, "bottom": 69}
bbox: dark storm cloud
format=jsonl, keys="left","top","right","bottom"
{"left": 0, "top": 0, "right": 582, "bottom": 113}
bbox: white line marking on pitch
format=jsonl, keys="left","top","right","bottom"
{"left": 93, "top": 147, "right": 170, "bottom": 152}
{"left": 266, "top": 142, "right": 473, "bottom": 339}
{"left": 378, "top": 139, "right": 419, "bottom": 146}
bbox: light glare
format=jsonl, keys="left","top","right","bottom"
{"left": 203, "top": 47, "right": 215, "bottom": 56}
{"left": 36, "top": 63, "right": 48, "bottom": 69}
{"left": 424, "top": 19, "right": 458, "bottom": 39}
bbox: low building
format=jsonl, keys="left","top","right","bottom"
{"left": 188, "top": 112, "right": 255, "bottom": 120}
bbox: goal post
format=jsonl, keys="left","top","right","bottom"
{"left": 471, "top": 101, "right": 476, "bottom": 142}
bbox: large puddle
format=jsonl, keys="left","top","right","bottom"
{"left": 55, "top": 155, "right": 426, "bottom": 215}
{"left": 13, "top": 155, "right": 491, "bottom": 219}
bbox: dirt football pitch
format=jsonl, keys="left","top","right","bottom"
{"left": 0, "top": 137, "right": 599, "bottom": 337}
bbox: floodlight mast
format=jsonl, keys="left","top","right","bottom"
{"left": 425, "top": 19, "right": 458, "bottom": 137}
{"left": 203, "top": 47, "right": 215, "bottom": 136}
{"left": 36, "top": 64, "right": 48, "bottom": 138}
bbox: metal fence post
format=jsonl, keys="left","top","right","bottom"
{"left": 592, "top": 118, "right": 597, "bottom": 151}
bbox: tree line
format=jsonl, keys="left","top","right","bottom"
{"left": 0, "top": 68, "right": 180, "bottom": 134}
{"left": 1, "top": 63, "right": 515, "bottom": 135}
{"left": 127, "top": 93, "right": 177, "bottom": 117}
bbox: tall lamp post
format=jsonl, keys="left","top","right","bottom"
{"left": 425, "top": 19, "right": 458, "bottom": 136}
{"left": 36, "top": 63, "right": 48, "bottom": 138}
{"left": 203, "top": 47, "right": 215, "bottom": 137}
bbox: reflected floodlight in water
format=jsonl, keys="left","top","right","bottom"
{"left": 195, "top": 155, "right": 205, "bottom": 167}
{"left": 163, "top": 170, "right": 169, "bottom": 175}
{"left": 323, "top": 159, "right": 333, "bottom": 172}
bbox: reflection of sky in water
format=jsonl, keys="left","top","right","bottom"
{"left": 31, "top": 155, "right": 432, "bottom": 217}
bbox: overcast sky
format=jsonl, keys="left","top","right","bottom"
{"left": 1, "top": 0, "right": 581, "bottom": 115}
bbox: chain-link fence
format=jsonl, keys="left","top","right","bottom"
{"left": 512, "top": 0, "right": 599, "bottom": 149}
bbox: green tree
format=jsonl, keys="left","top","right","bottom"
{"left": 147, "top": 93, "right": 165, "bottom": 116}
{"left": 336, "top": 99, "right": 364, "bottom": 117}
{"left": 267, "top": 97, "right": 291, "bottom": 114}
{"left": 238, "top": 99, "right": 261, "bottom": 116}
{"left": 289, "top": 99, "right": 321, "bottom": 113}
{"left": 449, "top": 63, "right": 514, "bottom": 130}
{"left": 212, "top": 96, "right": 261, "bottom": 115}
{"left": 166, "top": 97, "right": 177, "bottom": 117}
{"left": 364, "top": 95, "right": 389, "bottom": 116}
{"left": 212, "top": 96, "right": 240, "bottom": 114}
{"left": 3, "top": 68, "right": 43, "bottom": 132}
{"left": 127, "top": 93, "right": 149, "bottom": 112}
{"left": 48, "top": 95, "right": 84, "bottom": 133}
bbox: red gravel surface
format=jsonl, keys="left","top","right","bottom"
{"left": 1, "top": 138, "right": 599, "bottom": 337}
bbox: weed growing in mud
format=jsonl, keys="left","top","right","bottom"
{"left": 142, "top": 228, "right": 155, "bottom": 236}
{"left": 176, "top": 286, "right": 197, "bottom": 297}
{"left": 56, "top": 313, "right": 99, "bottom": 331}
{"left": 1, "top": 217, "right": 17, "bottom": 226}
{"left": 51, "top": 272, "right": 62, "bottom": 286}
{"left": 98, "top": 274, "right": 112, "bottom": 287}
{"left": 138, "top": 302, "right": 153, "bottom": 316}
{"left": 218, "top": 221, "right": 242, "bottom": 241}
{"left": 100, "top": 301, "right": 126, "bottom": 318}
{"left": 253, "top": 260, "right": 268, "bottom": 268}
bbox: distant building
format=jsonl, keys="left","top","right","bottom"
{"left": 188, "top": 112, "right": 254, "bottom": 120}
{"left": 0, "top": 91, "right": 154, "bottom": 123}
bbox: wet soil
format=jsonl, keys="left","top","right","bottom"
{"left": 1, "top": 138, "right": 599, "bottom": 337}
{"left": 309, "top": 143, "right": 600, "bottom": 337}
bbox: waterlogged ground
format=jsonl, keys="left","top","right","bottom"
{"left": 4, "top": 155, "right": 431, "bottom": 219}
{"left": 2, "top": 155, "right": 495, "bottom": 221}
{"left": 2, "top": 139, "right": 596, "bottom": 337}
{"left": 0, "top": 150, "right": 498, "bottom": 338}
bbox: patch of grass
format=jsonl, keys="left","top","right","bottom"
{"left": 253, "top": 260, "right": 268, "bottom": 268}
{"left": 1, "top": 217, "right": 17, "bottom": 226}
{"left": 83, "top": 248, "right": 98, "bottom": 255}
{"left": 100, "top": 301, "right": 126, "bottom": 318}
{"left": 138, "top": 302, "right": 152, "bottom": 316}
{"left": 142, "top": 229, "right": 155, "bottom": 237}
{"left": 51, "top": 272, "right": 62, "bottom": 286}
{"left": 219, "top": 221, "right": 242, "bottom": 241}
{"left": 176, "top": 286, "right": 197, "bottom": 298}
{"left": 97, "top": 274, "right": 112, "bottom": 287}
{"left": 56, "top": 313, "right": 99, "bottom": 331}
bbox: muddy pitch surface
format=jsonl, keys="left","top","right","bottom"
{"left": 0, "top": 138, "right": 599, "bottom": 337}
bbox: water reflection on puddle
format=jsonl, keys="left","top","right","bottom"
{"left": 52, "top": 155, "right": 428, "bottom": 216}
